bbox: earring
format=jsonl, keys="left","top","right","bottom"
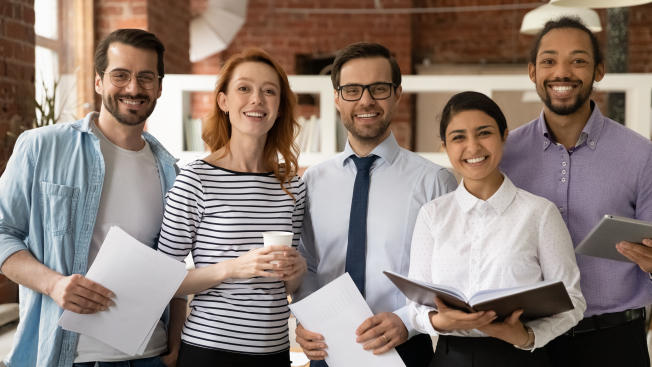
{"left": 225, "top": 111, "right": 229, "bottom": 115}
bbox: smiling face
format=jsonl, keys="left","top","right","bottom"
{"left": 335, "top": 57, "right": 402, "bottom": 144}
{"left": 95, "top": 42, "right": 162, "bottom": 126}
{"left": 529, "top": 28, "right": 604, "bottom": 116}
{"left": 443, "top": 110, "right": 506, "bottom": 183}
{"left": 218, "top": 62, "right": 281, "bottom": 140}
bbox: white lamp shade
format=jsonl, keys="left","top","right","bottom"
{"left": 190, "top": 0, "right": 249, "bottom": 63}
{"left": 551, "top": 0, "right": 652, "bottom": 8}
{"left": 520, "top": 4, "right": 602, "bottom": 35}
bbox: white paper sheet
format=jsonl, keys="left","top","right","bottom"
{"left": 289, "top": 273, "right": 406, "bottom": 367}
{"left": 58, "top": 226, "right": 188, "bottom": 356}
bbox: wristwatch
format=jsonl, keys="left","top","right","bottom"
{"left": 514, "top": 326, "right": 535, "bottom": 350}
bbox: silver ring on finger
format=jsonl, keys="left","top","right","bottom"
{"left": 382, "top": 334, "right": 389, "bottom": 344}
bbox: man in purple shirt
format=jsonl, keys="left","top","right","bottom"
{"left": 501, "top": 17, "right": 652, "bottom": 367}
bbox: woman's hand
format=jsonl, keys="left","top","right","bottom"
{"left": 429, "top": 297, "right": 497, "bottom": 332}
{"left": 225, "top": 245, "right": 289, "bottom": 279}
{"left": 272, "top": 247, "right": 307, "bottom": 281}
{"left": 476, "top": 309, "right": 530, "bottom": 346}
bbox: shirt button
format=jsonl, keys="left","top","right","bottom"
{"left": 561, "top": 178, "right": 566, "bottom": 182}
{"left": 559, "top": 207, "right": 564, "bottom": 212}
{"left": 562, "top": 170, "right": 566, "bottom": 174}
{"left": 562, "top": 162, "right": 567, "bottom": 166}
{"left": 590, "top": 142, "right": 595, "bottom": 146}
{"left": 563, "top": 154, "right": 568, "bottom": 158}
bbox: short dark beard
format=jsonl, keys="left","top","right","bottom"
{"left": 538, "top": 71, "right": 595, "bottom": 116}
{"left": 103, "top": 92, "right": 156, "bottom": 126}
{"left": 341, "top": 111, "right": 392, "bottom": 143}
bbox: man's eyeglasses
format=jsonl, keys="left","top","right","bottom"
{"left": 102, "top": 69, "right": 162, "bottom": 90}
{"left": 337, "top": 82, "right": 397, "bottom": 102}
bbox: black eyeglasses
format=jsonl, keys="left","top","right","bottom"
{"left": 103, "top": 69, "right": 162, "bottom": 90}
{"left": 337, "top": 82, "right": 397, "bottom": 101}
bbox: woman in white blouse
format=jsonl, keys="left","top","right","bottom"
{"left": 407, "top": 91, "right": 586, "bottom": 366}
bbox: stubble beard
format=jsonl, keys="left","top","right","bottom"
{"left": 341, "top": 110, "right": 393, "bottom": 143}
{"left": 537, "top": 72, "right": 595, "bottom": 116}
{"left": 102, "top": 92, "right": 156, "bottom": 127}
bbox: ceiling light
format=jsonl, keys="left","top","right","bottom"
{"left": 520, "top": 4, "right": 602, "bottom": 35}
{"left": 551, "top": 0, "right": 652, "bottom": 8}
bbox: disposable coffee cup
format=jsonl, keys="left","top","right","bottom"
{"left": 262, "top": 231, "right": 293, "bottom": 265}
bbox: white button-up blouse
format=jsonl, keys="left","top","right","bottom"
{"left": 407, "top": 175, "right": 586, "bottom": 350}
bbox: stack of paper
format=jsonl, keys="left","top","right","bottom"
{"left": 289, "top": 273, "right": 406, "bottom": 367}
{"left": 58, "top": 226, "right": 188, "bottom": 356}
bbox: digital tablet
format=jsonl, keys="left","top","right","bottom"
{"left": 575, "top": 215, "right": 652, "bottom": 263}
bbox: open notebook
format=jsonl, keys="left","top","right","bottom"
{"left": 384, "top": 271, "right": 574, "bottom": 321}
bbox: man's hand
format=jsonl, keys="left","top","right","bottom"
{"left": 48, "top": 274, "right": 114, "bottom": 314}
{"left": 160, "top": 352, "right": 177, "bottom": 367}
{"left": 355, "top": 312, "right": 408, "bottom": 356}
{"left": 617, "top": 239, "right": 652, "bottom": 272}
{"left": 477, "top": 309, "right": 529, "bottom": 346}
{"left": 295, "top": 323, "right": 328, "bottom": 360}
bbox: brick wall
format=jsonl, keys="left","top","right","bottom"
{"left": 0, "top": 0, "right": 34, "bottom": 303}
{"left": 188, "top": 1, "right": 652, "bottom": 152}
{"left": 95, "top": 0, "right": 148, "bottom": 41}
{"left": 413, "top": 1, "right": 652, "bottom": 73}
{"left": 629, "top": 3, "right": 652, "bottom": 73}
{"left": 190, "top": 0, "right": 415, "bottom": 150}
{"left": 94, "top": 0, "right": 191, "bottom": 107}
{"left": 94, "top": 0, "right": 190, "bottom": 73}
{"left": 147, "top": 0, "right": 191, "bottom": 74}
{"left": 1, "top": 0, "right": 35, "bottom": 176}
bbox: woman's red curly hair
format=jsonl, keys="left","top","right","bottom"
{"left": 201, "top": 48, "right": 300, "bottom": 199}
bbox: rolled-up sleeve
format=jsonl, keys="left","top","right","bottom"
{"left": 0, "top": 132, "right": 34, "bottom": 269}
{"left": 0, "top": 132, "right": 35, "bottom": 271}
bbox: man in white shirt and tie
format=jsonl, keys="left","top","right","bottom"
{"left": 292, "top": 42, "right": 458, "bottom": 367}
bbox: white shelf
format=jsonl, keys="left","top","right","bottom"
{"left": 149, "top": 74, "right": 652, "bottom": 170}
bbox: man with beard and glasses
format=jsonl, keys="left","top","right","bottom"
{"left": 0, "top": 29, "right": 185, "bottom": 367}
{"left": 501, "top": 17, "right": 652, "bottom": 367}
{"left": 292, "top": 42, "right": 457, "bottom": 367}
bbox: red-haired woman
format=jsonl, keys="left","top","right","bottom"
{"left": 157, "top": 48, "right": 306, "bottom": 367}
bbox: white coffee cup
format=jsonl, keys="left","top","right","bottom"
{"left": 262, "top": 231, "right": 294, "bottom": 264}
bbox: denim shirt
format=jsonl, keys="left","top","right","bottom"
{"left": 0, "top": 112, "right": 179, "bottom": 367}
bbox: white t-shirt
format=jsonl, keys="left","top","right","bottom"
{"left": 74, "top": 120, "right": 167, "bottom": 362}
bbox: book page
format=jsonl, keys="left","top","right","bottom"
{"left": 469, "top": 279, "right": 559, "bottom": 306}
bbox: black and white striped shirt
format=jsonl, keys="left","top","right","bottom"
{"left": 158, "top": 160, "right": 306, "bottom": 354}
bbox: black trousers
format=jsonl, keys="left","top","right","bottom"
{"left": 546, "top": 316, "right": 650, "bottom": 367}
{"left": 430, "top": 336, "right": 552, "bottom": 367}
{"left": 176, "top": 341, "right": 291, "bottom": 367}
{"left": 311, "top": 333, "right": 434, "bottom": 367}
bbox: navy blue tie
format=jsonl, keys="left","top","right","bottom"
{"left": 345, "top": 154, "right": 378, "bottom": 297}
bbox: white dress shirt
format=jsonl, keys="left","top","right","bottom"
{"left": 293, "top": 132, "right": 458, "bottom": 338}
{"left": 407, "top": 175, "right": 586, "bottom": 349}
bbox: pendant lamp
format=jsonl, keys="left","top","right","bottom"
{"left": 551, "top": 0, "right": 652, "bottom": 8}
{"left": 520, "top": 3, "right": 602, "bottom": 35}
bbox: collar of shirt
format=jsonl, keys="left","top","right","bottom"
{"left": 341, "top": 131, "right": 400, "bottom": 171}
{"left": 71, "top": 112, "right": 179, "bottom": 167}
{"left": 455, "top": 175, "right": 518, "bottom": 216}
{"left": 538, "top": 100, "right": 606, "bottom": 152}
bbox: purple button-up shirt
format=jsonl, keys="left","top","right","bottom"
{"left": 501, "top": 102, "right": 652, "bottom": 317}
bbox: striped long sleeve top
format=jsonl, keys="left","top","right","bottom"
{"left": 158, "top": 160, "right": 306, "bottom": 354}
